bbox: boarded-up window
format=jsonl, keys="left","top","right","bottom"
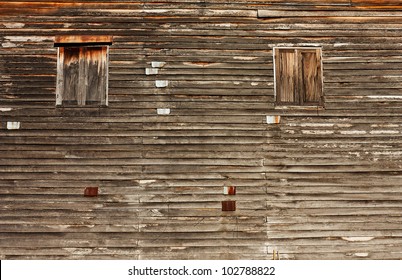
{"left": 55, "top": 36, "right": 112, "bottom": 106}
{"left": 274, "top": 48, "right": 323, "bottom": 106}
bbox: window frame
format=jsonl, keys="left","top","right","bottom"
{"left": 273, "top": 46, "right": 324, "bottom": 107}
{"left": 55, "top": 36, "right": 112, "bottom": 107}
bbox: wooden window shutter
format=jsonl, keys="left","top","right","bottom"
{"left": 275, "top": 49, "right": 297, "bottom": 104}
{"left": 55, "top": 36, "right": 111, "bottom": 107}
{"left": 82, "top": 47, "right": 108, "bottom": 106}
{"left": 298, "top": 49, "right": 322, "bottom": 105}
{"left": 275, "top": 47, "right": 323, "bottom": 106}
{"left": 59, "top": 47, "right": 80, "bottom": 105}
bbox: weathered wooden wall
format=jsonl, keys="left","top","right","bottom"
{"left": 1, "top": 0, "right": 402, "bottom": 259}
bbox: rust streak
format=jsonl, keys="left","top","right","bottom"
{"left": 55, "top": 35, "right": 113, "bottom": 45}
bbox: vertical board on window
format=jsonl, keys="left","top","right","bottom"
{"left": 85, "top": 47, "right": 108, "bottom": 106}
{"left": 299, "top": 49, "right": 322, "bottom": 104}
{"left": 62, "top": 47, "right": 80, "bottom": 105}
{"left": 276, "top": 49, "right": 296, "bottom": 104}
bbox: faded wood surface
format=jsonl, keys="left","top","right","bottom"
{"left": 2, "top": 0, "right": 402, "bottom": 260}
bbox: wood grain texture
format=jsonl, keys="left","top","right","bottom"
{"left": 1, "top": 0, "right": 402, "bottom": 260}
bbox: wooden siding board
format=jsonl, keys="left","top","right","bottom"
{"left": 2, "top": 0, "right": 402, "bottom": 260}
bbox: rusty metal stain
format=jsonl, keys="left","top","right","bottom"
{"left": 84, "top": 187, "right": 98, "bottom": 197}
{"left": 224, "top": 186, "right": 236, "bottom": 195}
{"left": 266, "top": 115, "right": 281, "bottom": 124}
{"left": 222, "top": 200, "right": 236, "bottom": 211}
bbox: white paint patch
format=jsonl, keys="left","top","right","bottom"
{"left": 157, "top": 108, "right": 170, "bottom": 115}
{"left": 334, "top": 43, "right": 350, "bottom": 47}
{"left": 151, "top": 61, "right": 166, "bottom": 68}
{"left": 370, "top": 130, "right": 399, "bottom": 134}
{"left": 3, "top": 23, "right": 25, "bottom": 28}
{"left": 7, "top": 122, "right": 20, "bottom": 130}
{"left": 371, "top": 124, "right": 399, "bottom": 128}
{"left": 139, "top": 180, "right": 156, "bottom": 184}
{"left": 233, "top": 56, "right": 257, "bottom": 61}
{"left": 368, "top": 95, "right": 402, "bottom": 99}
{"left": 266, "top": 116, "right": 281, "bottom": 124}
{"left": 145, "top": 68, "right": 159, "bottom": 75}
{"left": 301, "top": 130, "right": 334, "bottom": 135}
{"left": 143, "top": 9, "right": 170, "bottom": 14}
{"left": 5, "top": 36, "right": 49, "bottom": 42}
{"left": 2, "top": 43, "right": 17, "bottom": 48}
{"left": 299, "top": 123, "right": 334, "bottom": 127}
{"left": 342, "top": 237, "right": 375, "bottom": 242}
{"left": 372, "top": 151, "right": 402, "bottom": 156}
{"left": 65, "top": 248, "right": 94, "bottom": 255}
{"left": 214, "top": 23, "right": 232, "bottom": 28}
{"left": 0, "top": 108, "right": 13, "bottom": 112}
{"left": 354, "top": 253, "right": 369, "bottom": 258}
{"left": 64, "top": 154, "right": 82, "bottom": 159}
{"left": 299, "top": 43, "right": 321, "bottom": 47}
{"left": 340, "top": 130, "right": 367, "bottom": 135}
{"left": 251, "top": 82, "right": 259, "bottom": 86}
{"left": 155, "top": 80, "right": 168, "bottom": 88}
{"left": 337, "top": 124, "right": 353, "bottom": 128}
{"left": 171, "top": 247, "right": 186, "bottom": 250}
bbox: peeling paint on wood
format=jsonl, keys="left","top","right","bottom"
{"left": 151, "top": 62, "right": 166, "bottom": 68}
{"left": 145, "top": 68, "right": 158, "bottom": 75}
{"left": 157, "top": 108, "right": 171, "bottom": 115}
{"left": 342, "top": 237, "right": 375, "bottom": 242}
{"left": 223, "top": 186, "right": 236, "bottom": 195}
{"left": 0, "top": 108, "right": 13, "bottom": 112}
{"left": 353, "top": 252, "right": 369, "bottom": 258}
{"left": 1, "top": 42, "right": 17, "bottom": 48}
{"left": 266, "top": 116, "right": 281, "bottom": 124}
{"left": 3, "top": 23, "right": 25, "bottom": 28}
{"left": 139, "top": 180, "right": 156, "bottom": 185}
{"left": 155, "top": 80, "right": 169, "bottom": 88}
{"left": 6, "top": 122, "right": 20, "bottom": 130}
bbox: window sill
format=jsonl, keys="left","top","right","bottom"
{"left": 274, "top": 105, "right": 325, "bottom": 111}
{"left": 56, "top": 105, "right": 108, "bottom": 108}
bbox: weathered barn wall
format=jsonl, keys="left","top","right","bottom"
{"left": 1, "top": 0, "right": 402, "bottom": 259}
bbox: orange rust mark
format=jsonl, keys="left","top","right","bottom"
{"left": 227, "top": 186, "right": 236, "bottom": 195}
{"left": 55, "top": 35, "right": 113, "bottom": 45}
{"left": 84, "top": 47, "right": 106, "bottom": 62}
